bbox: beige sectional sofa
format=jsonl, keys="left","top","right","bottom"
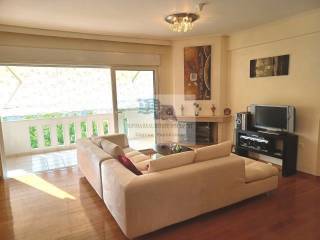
{"left": 77, "top": 133, "right": 279, "bottom": 239}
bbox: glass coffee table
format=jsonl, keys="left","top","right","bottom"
{"left": 151, "top": 143, "right": 193, "bottom": 160}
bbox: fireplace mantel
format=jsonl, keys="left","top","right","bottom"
{"left": 176, "top": 115, "right": 231, "bottom": 144}
{"left": 176, "top": 115, "right": 231, "bottom": 123}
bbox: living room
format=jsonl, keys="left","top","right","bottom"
{"left": 0, "top": 0, "right": 320, "bottom": 239}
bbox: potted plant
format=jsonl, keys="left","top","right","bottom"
{"left": 193, "top": 102, "right": 202, "bottom": 116}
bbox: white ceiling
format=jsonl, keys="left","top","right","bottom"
{"left": 0, "top": 0, "right": 319, "bottom": 40}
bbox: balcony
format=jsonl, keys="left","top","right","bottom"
{"left": 3, "top": 110, "right": 155, "bottom": 176}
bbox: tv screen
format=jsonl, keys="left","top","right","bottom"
{"left": 255, "top": 106, "right": 287, "bottom": 130}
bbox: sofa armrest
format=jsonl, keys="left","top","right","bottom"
{"left": 77, "top": 138, "right": 113, "bottom": 197}
{"left": 101, "top": 159, "right": 137, "bottom": 235}
{"left": 101, "top": 133, "right": 129, "bottom": 148}
{"left": 77, "top": 139, "right": 112, "bottom": 166}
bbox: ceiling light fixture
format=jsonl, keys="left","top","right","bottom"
{"left": 165, "top": 13, "right": 199, "bottom": 33}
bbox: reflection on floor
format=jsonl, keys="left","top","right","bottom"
{"left": 0, "top": 167, "right": 126, "bottom": 240}
{"left": 11, "top": 169, "right": 76, "bottom": 200}
{"left": 6, "top": 149, "right": 77, "bottom": 177}
{"left": 5, "top": 137, "right": 154, "bottom": 178}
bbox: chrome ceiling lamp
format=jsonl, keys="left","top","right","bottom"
{"left": 165, "top": 13, "right": 199, "bottom": 33}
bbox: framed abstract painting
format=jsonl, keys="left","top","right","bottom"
{"left": 184, "top": 45, "right": 211, "bottom": 100}
{"left": 250, "top": 54, "right": 289, "bottom": 78}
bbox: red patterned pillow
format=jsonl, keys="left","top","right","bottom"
{"left": 118, "top": 155, "right": 142, "bottom": 176}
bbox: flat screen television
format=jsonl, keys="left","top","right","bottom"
{"left": 250, "top": 105, "right": 295, "bottom": 133}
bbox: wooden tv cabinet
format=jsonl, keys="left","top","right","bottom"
{"left": 235, "top": 129, "right": 298, "bottom": 176}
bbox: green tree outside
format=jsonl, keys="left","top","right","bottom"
{"left": 29, "top": 126, "right": 38, "bottom": 148}
{"left": 43, "top": 126, "right": 51, "bottom": 147}
{"left": 69, "top": 123, "right": 76, "bottom": 144}
{"left": 57, "top": 124, "right": 64, "bottom": 145}
{"left": 92, "top": 121, "right": 98, "bottom": 136}
{"left": 81, "top": 122, "right": 87, "bottom": 138}
{"left": 103, "top": 120, "right": 109, "bottom": 134}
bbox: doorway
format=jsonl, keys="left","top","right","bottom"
{"left": 0, "top": 65, "right": 157, "bottom": 177}
{"left": 113, "top": 69, "right": 156, "bottom": 150}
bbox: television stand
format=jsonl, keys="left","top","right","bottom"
{"left": 257, "top": 130, "right": 281, "bottom": 135}
{"left": 235, "top": 129, "right": 298, "bottom": 176}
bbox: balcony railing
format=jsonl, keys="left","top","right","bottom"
{"left": 2, "top": 109, "right": 161, "bottom": 156}
{"left": 2, "top": 113, "right": 115, "bottom": 156}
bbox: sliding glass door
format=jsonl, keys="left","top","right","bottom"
{"left": 0, "top": 65, "right": 157, "bottom": 177}
{"left": 113, "top": 69, "right": 156, "bottom": 150}
{"left": 0, "top": 65, "right": 115, "bottom": 176}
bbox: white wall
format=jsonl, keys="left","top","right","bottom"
{"left": 227, "top": 9, "right": 320, "bottom": 175}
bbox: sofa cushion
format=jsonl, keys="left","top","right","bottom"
{"left": 134, "top": 159, "right": 151, "bottom": 171}
{"left": 245, "top": 161, "right": 279, "bottom": 183}
{"left": 123, "top": 147, "right": 136, "bottom": 154}
{"left": 91, "top": 136, "right": 104, "bottom": 148}
{"left": 148, "top": 151, "right": 195, "bottom": 173}
{"left": 103, "top": 133, "right": 129, "bottom": 148}
{"left": 101, "top": 140, "right": 124, "bottom": 158}
{"left": 130, "top": 154, "right": 150, "bottom": 163}
{"left": 123, "top": 149, "right": 150, "bottom": 163}
{"left": 118, "top": 155, "right": 142, "bottom": 175}
{"left": 195, "top": 141, "right": 231, "bottom": 162}
{"left": 125, "top": 150, "right": 142, "bottom": 158}
{"left": 91, "top": 134, "right": 129, "bottom": 148}
{"left": 243, "top": 158, "right": 256, "bottom": 165}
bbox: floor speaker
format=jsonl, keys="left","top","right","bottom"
{"left": 235, "top": 112, "right": 251, "bottom": 130}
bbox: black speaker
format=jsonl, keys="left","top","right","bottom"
{"left": 235, "top": 112, "right": 251, "bottom": 130}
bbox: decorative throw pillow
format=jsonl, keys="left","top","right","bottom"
{"left": 118, "top": 155, "right": 142, "bottom": 175}
{"left": 101, "top": 139, "right": 124, "bottom": 158}
{"left": 195, "top": 141, "right": 232, "bottom": 162}
{"left": 148, "top": 151, "right": 195, "bottom": 173}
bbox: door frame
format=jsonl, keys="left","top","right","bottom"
{"left": 0, "top": 119, "right": 6, "bottom": 178}
{"left": 110, "top": 66, "right": 159, "bottom": 145}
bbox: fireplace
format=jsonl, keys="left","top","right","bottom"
{"left": 178, "top": 121, "right": 214, "bottom": 145}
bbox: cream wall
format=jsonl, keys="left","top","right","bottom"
{"left": 170, "top": 36, "right": 229, "bottom": 143}
{"left": 227, "top": 9, "right": 320, "bottom": 175}
{"left": 172, "top": 35, "right": 228, "bottom": 116}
